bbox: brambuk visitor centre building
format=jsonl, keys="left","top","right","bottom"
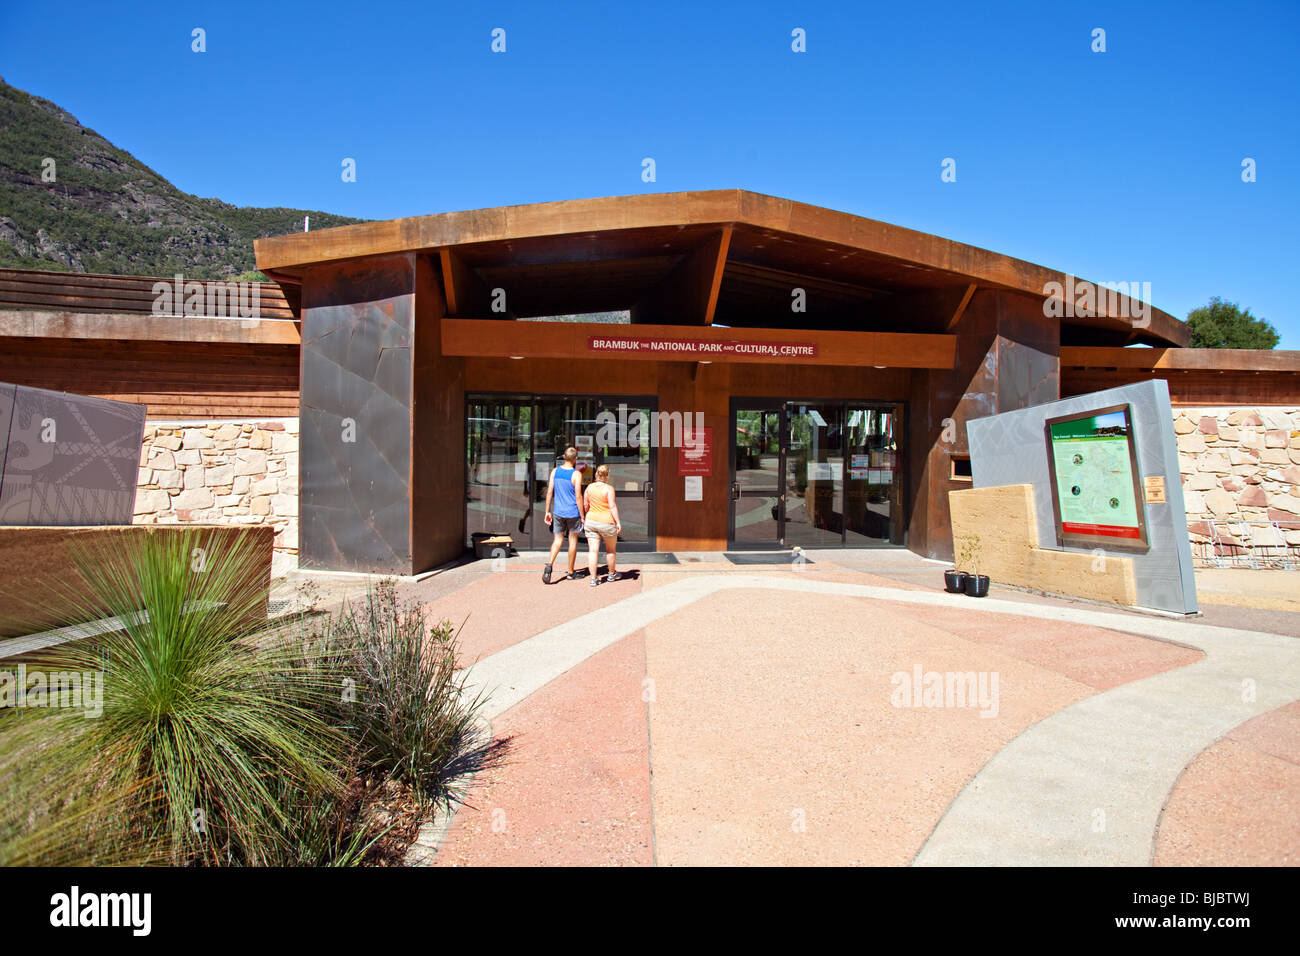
{"left": 0, "top": 190, "right": 1297, "bottom": 577}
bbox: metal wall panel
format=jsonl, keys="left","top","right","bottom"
{"left": 297, "top": 293, "right": 414, "bottom": 573}
{"left": 0, "top": 382, "right": 145, "bottom": 526}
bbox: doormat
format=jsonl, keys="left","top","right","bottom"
{"left": 723, "top": 552, "right": 813, "bottom": 565}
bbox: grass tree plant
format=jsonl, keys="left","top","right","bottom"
{"left": 1, "top": 529, "right": 490, "bottom": 866}
{"left": 1, "top": 528, "right": 350, "bottom": 865}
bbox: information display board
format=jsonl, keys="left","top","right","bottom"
{"left": 1044, "top": 404, "right": 1149, "bottom": 550}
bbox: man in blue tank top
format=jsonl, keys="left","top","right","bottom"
{"left": 543, "top": 446, "right": 586, "bottom": 584}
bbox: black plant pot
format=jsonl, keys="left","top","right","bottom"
{"left": 944, "top": 569, "right": 968, "bottom": 593}
{"left": 964, "top": 574, "right": 990, "bottom": 598}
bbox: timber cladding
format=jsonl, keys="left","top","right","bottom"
{"left": 1061, "top": 346, "right": 1300, "bottom": 407}
{"left": 949, "top": 484, "right": 1138, "bottom": 606}
{"left": 0, "top": 337, "right": 299, "bottom": 419}
{"left": 0, "top": 269, "right": 297, "bottom": 319}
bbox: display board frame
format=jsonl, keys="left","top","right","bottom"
{"left": 1043, "top": 402, "right": 1150, "bottom": 552}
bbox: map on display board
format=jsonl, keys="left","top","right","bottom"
{"left": 1045, "top": 404, "right": 1148, "bottom": 548}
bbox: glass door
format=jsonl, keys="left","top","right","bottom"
{"left": 594, "top": 400, "right": 655, "bottom": 550}
{"left": 728, "top": 399, "right": 904, "bottom": 549}
{"left": 531, "top": 396, "right": 657, "bottom": 552}
{"left": 466, "top": 399, "right": 533, "bottom": 546}
{"left": 845, "top": 405, "right": 902, "bottom": 545}
{"left": 783, "top": 403, "right": 846, "bottom": 548}
{"left": 730, "top": 403, "right": 783, "bottom": 547}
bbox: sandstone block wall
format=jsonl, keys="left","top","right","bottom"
{"left": 1174, "top": 406, "right": 1300, "bottom": 552}
{"left": 134, "top": 419, "right": 299, "bottom": 575}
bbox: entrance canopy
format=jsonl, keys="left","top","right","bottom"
{"left": 248, "top": 190, "right": 1194, "bottom": 574}
{"left": 256, "top": 189, "right": 1188, "bottom": 348}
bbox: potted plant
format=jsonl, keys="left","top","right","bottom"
{"left": 943, "top": 565, "right": 967, "bottom": 593}
{"left": 957, "top": 533, "right": 990, "bottom": 597}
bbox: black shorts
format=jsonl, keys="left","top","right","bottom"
{"left": 550, "top": 515, "right": 583, "bottom": 535}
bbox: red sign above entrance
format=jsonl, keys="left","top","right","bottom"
{"left": 441, "top": 318, "right": 958, "bottom": 369}
{"left": 588, "top": 336, "right": 817, "bottom": 360}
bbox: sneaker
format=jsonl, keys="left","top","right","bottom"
{"left": 589, "top": 577, "right": 600, "bottom": 587}
{"left": 542, "top": 563, "right": 552, "bottom": 584}
{"left": 607, "top": 571, "right": 622, "bottom": 583}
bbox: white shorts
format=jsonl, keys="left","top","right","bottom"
{"left": 585, "top": 520, "right": 617, "bottom": 544}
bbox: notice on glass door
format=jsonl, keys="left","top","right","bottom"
{"left": 684, "top": 475, "right": 703, "bottom": 501}
{"left": 678, "top": 427, "right": 713, "bottom": 476}
{"left": 807, "top": 461, "right": 842, "bottom": 481}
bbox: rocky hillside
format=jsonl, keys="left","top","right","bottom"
{"left": 0, "top": 78, "right": 364, "bottom": 277}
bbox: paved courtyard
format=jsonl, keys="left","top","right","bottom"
{"left": 295, "top": 551, "right": 1300, "bottom": 867}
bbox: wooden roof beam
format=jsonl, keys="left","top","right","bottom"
{"left": 946, "top": 283, "right": 978, "bottom": 330}
{"left": 848, "top": 283, "right": 980, "bottom": 333}
{"left": 629, "top": 225, "right": 732, "bottom": 325}
{"left": 439, "top": 248, "right": 513, "bottom": 318}
{"left": 1060, "top": 346, "right": 1300, "bottom": 372}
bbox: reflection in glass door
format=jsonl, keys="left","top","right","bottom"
{"left": 728, "top": 399, "right": 904, "bottom": 549}
{"left": 467, "top": 394, "right": 656, "bottom": 551}
{"left": 466, "top": 400, "right": 533, "bottom": 546}
{"left": 845, "top": 406, "right": 902, "bottom": 545}
{"left": 784, "top": 403, "right": 845, "bottom": 549}
{"left": 594, "top": 400, "right": 654, "bottom": 548}
{"left": 731, "top": 404, "right": 783, "bottom": 546}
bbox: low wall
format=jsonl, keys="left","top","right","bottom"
{"left": 1174, "top": 406, "right": 1300, "bottom": 549}
{"left": 949, "top": 484, "right": 1138, "bottom": 606}
{"left": 0, "top": 524, "right": 274, "bottom": 644}
{"left": 135, "top": 419, "right": 299, "bottom": 575}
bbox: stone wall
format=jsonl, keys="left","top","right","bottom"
{"left": 134, "top": 419, "right": 299, "bottom": 575}
{"left": 1174, "top": 406, "right": 1300, "bottom": 552}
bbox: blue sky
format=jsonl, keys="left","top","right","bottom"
{"left": 2, "top": 0, "right": 1297, "bottom": 345}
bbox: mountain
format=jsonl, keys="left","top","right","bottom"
{"left": 0, "top": 78, "right": 365, "bottom": 278}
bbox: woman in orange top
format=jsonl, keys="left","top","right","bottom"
{"left": 583, "top": 464, "right": 623, "bottom": 585}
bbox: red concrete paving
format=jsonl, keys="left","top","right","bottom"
{"left": 411, "top": 570, "right": 638, "bottom": 666}
{"left": 422, "top": 569, "right": 1289, "bottom": 867}
{"left": 807, "top": 568, "right": 931, "bottom": 590}
{"left": 883, "top": 600, "right": 1204, "bottom": 691}
{"left": 433, "top": 629, "right": 654, "bottom": 867}
{"left": 1154, "top": 700, "right": 1300, "bottom": 866}
{"left": 642, "top": 587, "right": 1102, "bottom": 865}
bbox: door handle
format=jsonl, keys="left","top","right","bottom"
{"left": 643, "top": 481, "right": 654, "bottom": 499}
{"left": 731, "top": 481, "right": 741, "bottom": 500}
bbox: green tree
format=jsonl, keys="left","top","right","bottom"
{"left": 1187, "top": 297, "right": 1280, "bottom": 349}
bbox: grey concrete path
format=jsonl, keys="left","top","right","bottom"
{"left": 457, "top": 573, "right": 1300, "bottom": 863}
{"left": 912, "top": 620, "right": 1300, "bottom": 866}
